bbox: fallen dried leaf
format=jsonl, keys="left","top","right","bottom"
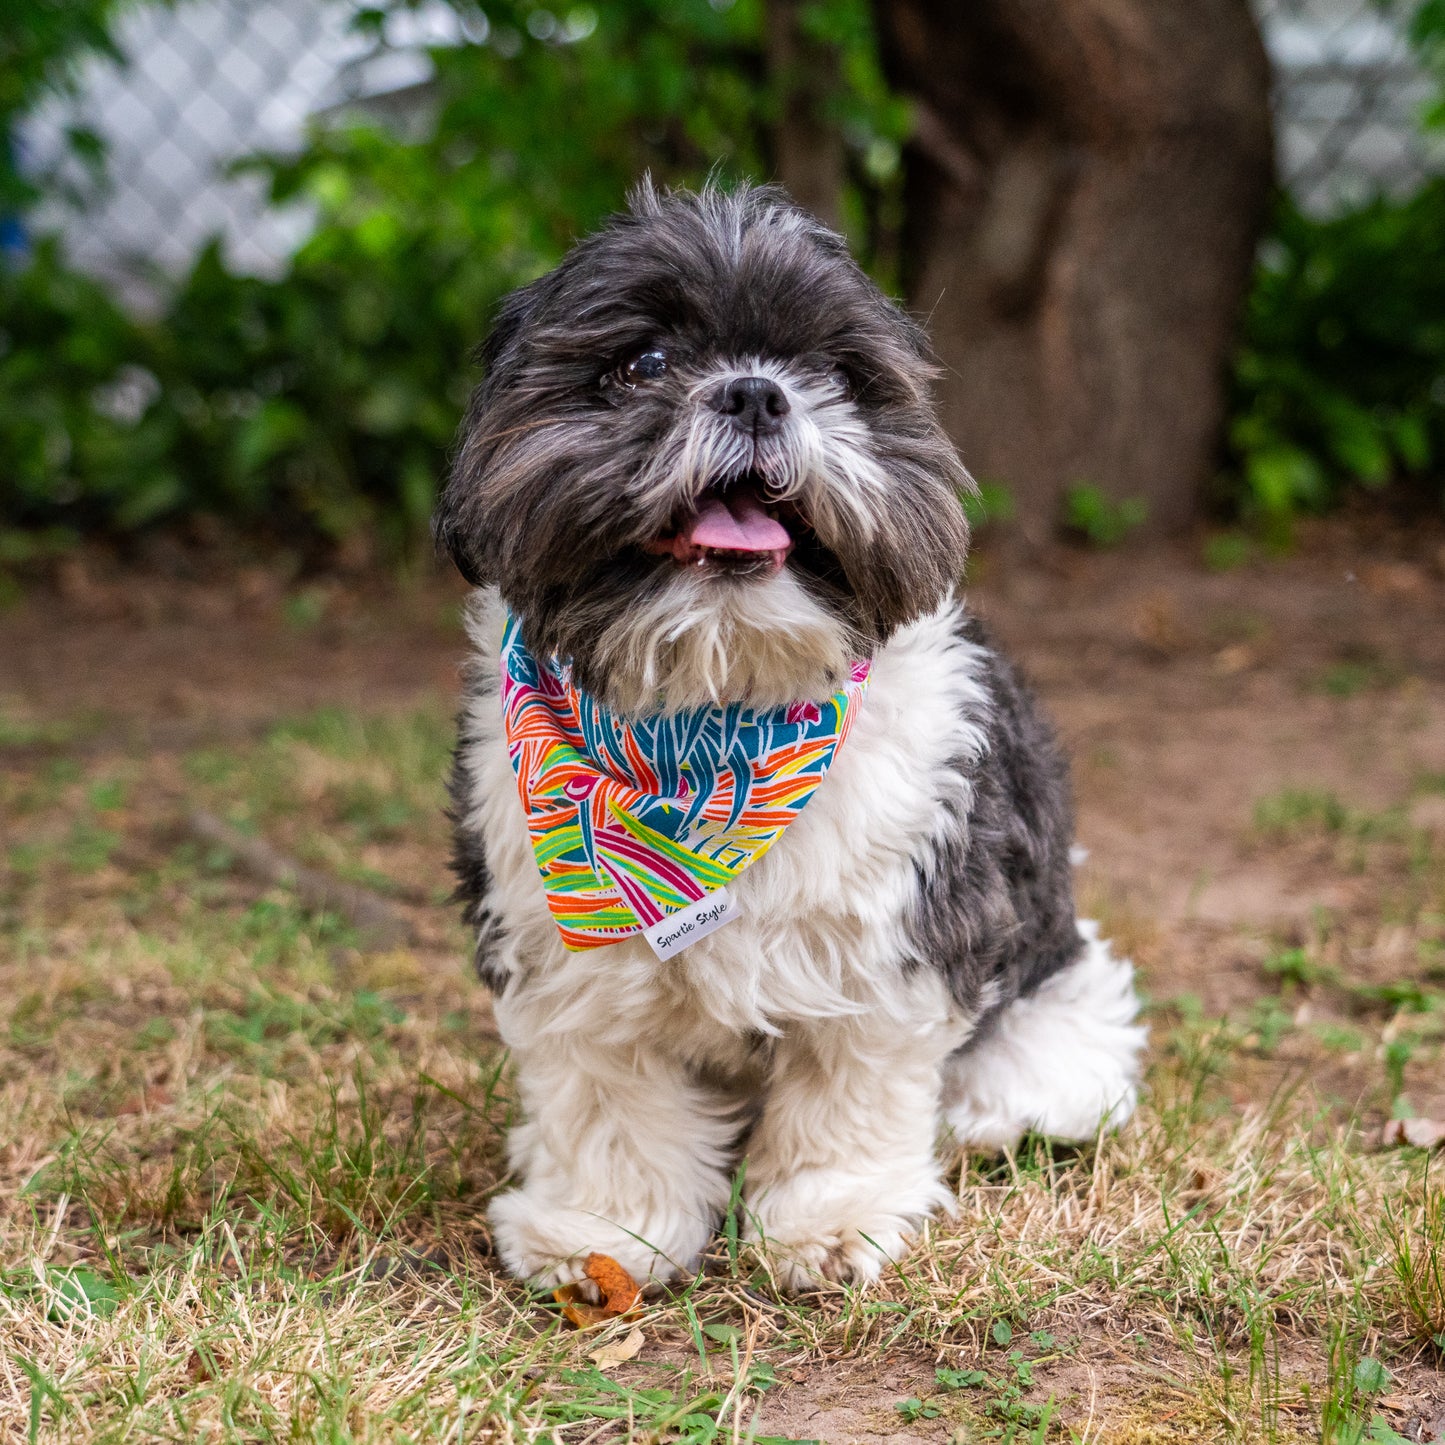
{"left": 1381, "top": 1118, "right": 1445, "bottom": 1149}
{"left": 1134, "top": 592, "right": 1189, "bottom": 655}
{"left": 589, "top": 1325, "right": 644, "bottom": 1371}
{"left": 553, "top": 1253, "right": 644, "bottom": 1328}
{"left": 585, "top": 1252, "right": 643, "bottom": 1315}
{"left": 552, "top": 1288, "right": 609, "bottom": 1329}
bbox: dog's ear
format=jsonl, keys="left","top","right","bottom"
{"left": 433, "top": 496, "right": 487, "bottom": 587}
{"left": 471, "top": 275, "right": 544, "bottom": 399}
{"left": 434, "top": 278, "right": 547, "bottom": 586}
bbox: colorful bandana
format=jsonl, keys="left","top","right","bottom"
{"left": 500, "top": 611, "right": 869, "bottom": 956}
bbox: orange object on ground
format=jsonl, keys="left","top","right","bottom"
{"left": 553, "top": 1253, "right": 644, "bottom": 1328}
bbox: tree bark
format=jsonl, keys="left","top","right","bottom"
{"left": 875, "top": 0, "right": 1274, "bottom": 538}
{"left": 767, "top": 0, "right": 846, "bottom": 228}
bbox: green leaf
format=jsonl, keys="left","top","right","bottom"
{"left": 1321, "top": 402, "right": 1392, "bottom": 485}
{"left": 1244, "top": 445, "right": 1327, "bottom": 516}
{"left": 110, "top": 470, "right": 184, "bottom": 530}
{"left": 747, "top": 1362, "right": 778, "bottom": 1392}
{"left": 936, "top": 1367, "right": 988, "bottom": 1390}
{"left": 961, "top": 480, "right": 1014, "bottom": 528}
{"left": 49, "top": 1267, "right": 122, "bottom": 1319}
{"left": 232, "top": 400, "right": 308, "bottom": 478}
{"left": 894, "top": 1398, "right": 940, "bottom": 1422}
{"left": 1062, "top": 484, "right": 1147, "bottom": 547}
{"left": 1366, "top": 1417, "right": 1412, "bottom": 1444}
{"left": 1390, "top": 412, "right": 1432, "bottom": 471}
{"left": 991, "top": 1319, "right": 1014, "bottom": 1347}
{"left": 1352, "top": 1357, "right": 1391, "bottom": 1394}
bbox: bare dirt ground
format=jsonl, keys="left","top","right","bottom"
{"left": 4, "top": 518, "right": 1445, "bottom": 1442}
{"left": 10, "top": 519, "right": 1445, "bottom": 1015}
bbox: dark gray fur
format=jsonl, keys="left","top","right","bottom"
{"left": 446, "top": 651, "right": 508, "bottom": 993}
{"left": 434, "top": 181, "right": 969, "bottom": 697}
{"left": 907, "top": 613, "right": 1083, "bottom": 1035}
{"left": 438, "top": 181, "right": 1080, "bottom": 1018}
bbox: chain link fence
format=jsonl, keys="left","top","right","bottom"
{"left": 1259, "top": 0, "right": 1445, "bottom": 210}
{"left": 14, "top": 0, "right": 1445, "bottom": 302}
{"left": 17, "top": 0, "right": 468, "bottom": 304}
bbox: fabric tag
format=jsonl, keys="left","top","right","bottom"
{"left": 641, "top": 887, "right": 740, "bottom": 959}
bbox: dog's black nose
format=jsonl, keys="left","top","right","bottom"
{"left": 715, "top": 376, "right": 790, "bottom": 435}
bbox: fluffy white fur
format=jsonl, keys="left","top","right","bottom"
{"left": 460, "top": 588, "right": 1145, "bottom": 1291}
{"left": 942, "top": 920, "right": 1146, "bottom": 1151}
{"left": 592, "top": 564, "right": 852, "bottom": 715}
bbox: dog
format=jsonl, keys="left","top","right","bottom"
{"left": 434, "top": 180, "right": 1145, "bottom": 1293}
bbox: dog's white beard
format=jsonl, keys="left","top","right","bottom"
{"left": 592, "top": 568, "right": 854, "bottom": 715}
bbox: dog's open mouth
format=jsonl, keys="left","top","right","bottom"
{"left": 642, "top": 472, "right": 793, "bottom": 574}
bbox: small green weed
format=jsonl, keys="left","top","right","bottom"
{"left": 895, "top": 1396, "right": 941, "bottom": 1422}
{"left": 1320, "top": 1339, "right": 1410, "bottom": 1445}
{"left": 927, "top": 1335, "right": 1059, "bottom": 1440}
{"left": 1384, "top": 1164, "right": 1445, "bottom": 1344}
{"left": 962, "top": 480, "right": 1016, "bottom": 530}
{"left": 1265, "top": 946, "right": 1333, "bottom": 989}
{"left": 1062, "top": 484, "right": 1148, "bottom": 547}
{"left": 283, "top": 588, "right": 329, "bottom": 630}
{"left": 1204, "top": 532, "right": 1254, "bottom": 572}
{"left": 1245, "top": 996, "right": 1294, "bottom": 1054}
{"left": 1254, "top": 788, "right": 1349, "bottom": 836}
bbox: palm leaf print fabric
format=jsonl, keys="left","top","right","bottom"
{"left": 500, "top": 611, "right": 870, "bottom": 951}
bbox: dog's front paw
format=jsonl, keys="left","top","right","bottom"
{"left": 743, "top": 1167, "right": 952, "bottom": 1292}
{"left": 750, "top": 1217, "right": 914, "bottom": 1292}
{"left": 488, "top": 1188, "right": 707, "bottom": 1290}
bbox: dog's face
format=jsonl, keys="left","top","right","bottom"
{"left": 435, "top": 182, "right": 970, "bottom": 714}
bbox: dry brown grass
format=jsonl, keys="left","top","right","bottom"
{"left": 2, "top": 698, "right": 1443, "bottom": 1442}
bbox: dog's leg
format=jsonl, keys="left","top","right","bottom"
{"left": 942, "top": 921, "right": 1146, "bottom": 1151}
{"left": 488, "top": 1035, "right": 736, "bottom": 1289}
{"left": 741, "top": 1014, "right": 959, "bottom": 1291}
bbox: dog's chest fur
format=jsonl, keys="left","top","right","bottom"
{"left": 454, "top": 593, "right": 995, "bottom": 1071}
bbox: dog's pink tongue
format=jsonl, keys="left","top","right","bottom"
{"left": 686, "top": 492, "right": 791, "bottom": 552}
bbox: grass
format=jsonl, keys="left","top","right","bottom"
{"left": 3, "top": 706, "right": 1444, "bottom": 1440}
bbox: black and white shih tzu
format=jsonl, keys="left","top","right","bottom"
{"left": 435, "top": 180, "right": 1145, "bottom": 1293}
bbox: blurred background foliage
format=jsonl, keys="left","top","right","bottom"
{"left": 1227, "top": 0, "right": 1445, "bottom": 537}
{"left": 1, "top": 0, "right": 902, "bottom": 561}
{"left": 1228, "top": 178, "right": 1445, "bottom": 538}
{"left": 0, "top": 0, "right": 119, "bottom": 212}
{"left": 0, "top": 0, "right": 1442, "bottom": 565}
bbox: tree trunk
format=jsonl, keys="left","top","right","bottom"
{"left": 875, "top": 0, "right": 1274, "bottom": 538}
{"left": 767, "top": 0, "right": 845, "bottom": 228}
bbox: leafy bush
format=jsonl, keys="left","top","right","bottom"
{"left": 1226, "top": 185, "right": 1445, "bottom": 530}
{"left": 1, "top": 0, "right": 904, "bottom": 558}
{"left": 7, "top": 0, "right": 1443, "bottom": 552}
{"left": 1062, "top": 483, "right": 1148, "bottom": 547}
{"left": 0, "top": 0, "right": 119, "bottom": 211}
{"left": 1224, "top": 0, "right": 1445, "bottom": 531}
{"left": 0, "top": 238, "right": 162, "bottom": 533}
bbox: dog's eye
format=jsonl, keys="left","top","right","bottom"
{"left": 825, "top": 364, "right": 853, "bottom": 398}
{"left": 622, "top": 350, "right": 668, "bottom": 384}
